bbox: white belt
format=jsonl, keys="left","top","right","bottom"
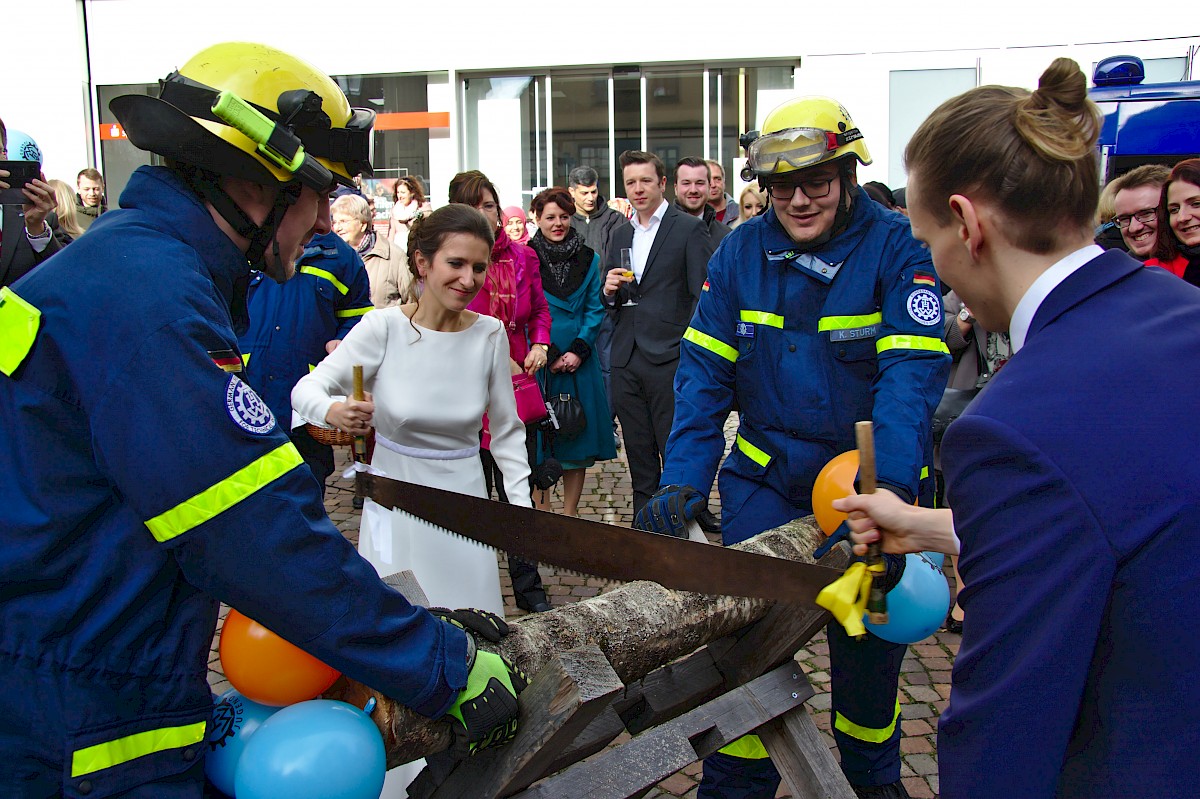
{"left": 375, "top": 433, "right": 480, "bottom": 461}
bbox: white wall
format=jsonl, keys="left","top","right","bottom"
{"left": 2, "top": 0, "right": 1195, "bottom": 190}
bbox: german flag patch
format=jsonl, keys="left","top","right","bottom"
{"left": 208, "top": 349, "right": 243, "bottom": 373}
{"left": 913, "top": 271, "right": 936, "bottom": 288}
{"left": 702, "top": 280, "right": 711, "bottom": 292}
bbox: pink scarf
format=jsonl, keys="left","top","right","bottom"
{"left": 488, "top": 226, "right": 518, "bottom": 331}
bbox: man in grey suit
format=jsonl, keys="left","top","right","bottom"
{"left": 603, "top": 150, "right": 710, "bottom": 513}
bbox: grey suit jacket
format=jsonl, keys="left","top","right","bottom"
{"left": 1, "top": 207, "right": 62, "bottom": 288}
{"left": 603, "top": 203, "right": 710, "bottom": 367}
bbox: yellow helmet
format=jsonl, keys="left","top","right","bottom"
{"left": 742, "top": 96, "right": 871, "bottom": 180}
{"left": 111, "top": 42, "right": 374, "bottom": 191}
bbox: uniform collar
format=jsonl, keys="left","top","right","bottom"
{"left": 118, "top": 166, "right": 255, "bottom": 332}
{"left": 760, "top": 190, "right": 876, "bottom": 284}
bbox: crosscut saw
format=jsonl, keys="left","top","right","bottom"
{"left": 356, "top": 473, "right": 843, "bottom": 605}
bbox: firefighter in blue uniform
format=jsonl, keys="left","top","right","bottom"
{"left": 239, "top": 230, "right": 373, "bottom": 491}
{"left": 0, "top": 42, "right": 522, "bottom": 797}
{"left": 635, "top": 97, "right": 951, "bottom": 798}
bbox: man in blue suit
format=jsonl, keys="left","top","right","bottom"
{"left": 836, "top": 58, "right": 1200, "bottom": 798}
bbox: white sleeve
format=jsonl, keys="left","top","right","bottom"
{"left": 292, "top": 309, "right": 390, "bottom": 425}
{"left": 484, "top": 323, "right": 533, "bottom": 507}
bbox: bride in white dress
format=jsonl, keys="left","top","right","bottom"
{"left": 293, "top": 205, "right": 532, "bottom": 797}
{"left": 293, "top": 203, "right": 531, "bottom": 616}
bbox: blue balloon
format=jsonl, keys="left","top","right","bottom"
{"left": 864, "top": 552, "right": 951, "bottom": 644}
{"left": 6, "top": 129, "right": 42, "bottom": 163}
{"left": 234, "top": 699, "right": 385, "bottom": 799}
{"left": 923, "top": 550, "right": 946, "bottom": 568}
{"left": 204, "top": 689, "right": 279, "bottom": 797}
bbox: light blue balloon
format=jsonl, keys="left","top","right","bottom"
{"left": 6, "top": 129, "right": 42, "bottom": 163}
{"left": 864, "top": 552, "right": 951, "bottom": 644}
{"left": 204, "top": 689, "right": 279, "bottom": 798}
{"left": 234, "top": 699, "right": 386, "bottom": 799}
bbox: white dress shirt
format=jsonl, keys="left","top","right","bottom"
{"left": 1008, "top": 244, "right": 1103, "bottom": 353}
{"left": 629, "top": 199, "right": 669, "bottom": 282}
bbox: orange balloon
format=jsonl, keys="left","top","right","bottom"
{"left": 219, "top": 609, "right": 340, "bottom": 707}
{"left": 812, "top": 450, "right": 859, "bottom": 535}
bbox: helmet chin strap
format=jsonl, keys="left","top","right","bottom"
{"left": 181, "top": 167, "right": 303, "bottom": 280}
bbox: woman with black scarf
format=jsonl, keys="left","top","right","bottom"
{"left": 528, "top": 187, "right": 617, "bottom": 517}
{"left": 1146, "top": 158, "right": 1200, "bottom": 287}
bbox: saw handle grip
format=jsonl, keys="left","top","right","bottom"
{"left": 352, "top": 365, "right": 367, "bottom": 463}
{"left": 855, "top": 421, "right": 889, "bottom": 625}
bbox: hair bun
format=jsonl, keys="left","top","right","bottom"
{"left": 1014, "top": 58, "right": 1100, "bottom": 162}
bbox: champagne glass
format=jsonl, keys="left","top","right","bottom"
{"left": 620, "top": 248, "right": 638, "bottom": 307}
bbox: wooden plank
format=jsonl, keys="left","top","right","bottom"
{"left": 512, "top": 661, "right": 813, "bottom": 799}
{"left": 413, "top": 645, "right": 624, "bottom": 799}
{"left": 760, "top": 703, "right": 857, "bottom": 799}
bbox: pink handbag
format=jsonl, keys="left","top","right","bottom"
{"left": 511, "top": 373, "right": 549, "bottom": 426}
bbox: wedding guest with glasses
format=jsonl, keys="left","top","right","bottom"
{"left": 1108, "top": 164, "right": 1171, "bottom": 260}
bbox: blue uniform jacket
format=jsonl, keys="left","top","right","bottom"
{"left": 0, "top": 167, "right": 466, "bottom": 795}
{"left": 939, "top": 250, "right": 1200, "bottom": 798}
{"left": 238, "top": 232, "right": 373, "bottom": 424}
{"left": 662, "top": 192, "right": 950, "bottom": 521}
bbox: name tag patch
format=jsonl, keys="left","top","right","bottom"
{"left": 829, "top": 325, "right": 879, "bottom": 342}
{"left": 736, "top": 322, "right": 756, "bottom": 338}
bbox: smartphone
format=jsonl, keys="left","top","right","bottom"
{"left": 0, "top": 160, "right": 41, "bottom": 205}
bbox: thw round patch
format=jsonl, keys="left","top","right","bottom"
{"left": 907, "top": 288, "right": 942, "bottom": 326}
{"left": 225, "top": 375, "right": 275, "bottom": 435}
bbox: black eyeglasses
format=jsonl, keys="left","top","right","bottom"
{"left": 1112, "top": 208, "right": 1157, "bottom": 229}
{"left": 766, "top": 178, "right": 834, "bottom": 201}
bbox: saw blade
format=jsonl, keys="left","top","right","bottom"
{"left": 358, "top": 473, "right": 842, "bottom": 605}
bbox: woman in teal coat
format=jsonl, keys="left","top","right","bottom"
{"left": 528, "top": 187, "right": 617, "bottom": 515}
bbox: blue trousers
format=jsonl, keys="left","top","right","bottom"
{"left": 699, "top": 472, "right": 906, "bottom": 798}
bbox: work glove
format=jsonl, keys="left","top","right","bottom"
{"left": 634, "top": 484, "right": 706, "bottom": 538}
{"left": 434, "top": 608, "right": 528, "bottom": 755}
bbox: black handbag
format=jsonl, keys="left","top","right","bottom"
{"left": 541, "top": 371, "right": 587, "bottom": 441}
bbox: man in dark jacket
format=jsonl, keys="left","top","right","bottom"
{"left": 674, "top": 156, "right": 730, "bottom": 253}
{"left": 75, "top": 167, "right": 108, "bottom": 231}
{"left": 570, "top": 165, "right": 631, "bottom": 442}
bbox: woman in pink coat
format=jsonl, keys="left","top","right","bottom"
{"left": 449, "top": 171, "right": 553, "bottom": 612}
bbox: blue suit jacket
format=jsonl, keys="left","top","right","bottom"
{"left": 940, "top": 249, "right": 1200, "bottom": 798}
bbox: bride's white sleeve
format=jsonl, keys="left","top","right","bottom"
{"left": 485, "top": 322, "right": 533, "bottom": 508}
{"left": 291, "top": 309, "right": 391, "bottom": 426}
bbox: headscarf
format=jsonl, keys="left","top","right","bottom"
{"left": 502, "top": 206, "right": 530, "bottom": 244}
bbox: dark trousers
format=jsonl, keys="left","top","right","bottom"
{"left": 289, "top": 426, "right": 334, "bottom": 497}
{"left": 480, "top": 446, "right": 549, "bottom": 611}
{"left": 595, "top": 313, "right": 615, "bottom": 421}
{"left": 612, "top": 347, "right": 679, "bottom": 513}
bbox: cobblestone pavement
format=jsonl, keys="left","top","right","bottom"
{"left": 208, "top": 422, "right": 957, "bottom": 798}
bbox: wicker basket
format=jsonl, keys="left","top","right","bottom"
{"left": 304, "top": 422, "right": 356, "bottom": 447}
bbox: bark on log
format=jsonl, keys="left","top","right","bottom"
{"left": 325, "top": 517, "right": 828, "bottom": 767}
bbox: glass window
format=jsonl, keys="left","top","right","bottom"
{"left": 550, "top": 73, "right": 611, "bottom": 192}
{"left": 462, "top": 75, "right": 547, "bottom": 209}
{"left": 645, "top": 68, "right": 704, "bottom": 178}
{"left": 96, "top": 83, "right": 157, "bottom": 202}
{"left": 888, "top": 68, "right": 978, "bottom": 189}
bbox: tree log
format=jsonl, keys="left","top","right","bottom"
{"left": 325, "top": 517, "right": 829, "bottom": 767}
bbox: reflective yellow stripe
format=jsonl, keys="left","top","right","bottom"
{"left": 0, "top": 286, "right": 41, "bottom": 377}
{"left": 876, "top": 334, "right": 949, "bottom": 355}
{"left": 834, "top": 699, "right": 901, "bottom": 744}
{"left": 683, "top": 327, "right": 738, "bottom": 363}
{"left": 739, "top": 310, "right": 784, "bottom": 329}
{"left": 817, "top": 312, "right": 882, "bottom": 331}
{"left": 241, "top": 352, "right": 251, "bottom": 366}
{"left": 921, "top": 466, "right": 930, "bottom": 480}
{"left": 336, "top": 305, "right": 372, "bottom": 318}
{"left": 299, "top": 265, "right": 349, "bottom": 295}
{"left": 719, "top": 734, "right": 770, "bottom": 759}
{"left": 145, "top": 443, "right": 304, "bottom": 543}
{"left": 71, "top": 720, "right": 206, "bottom": 777}
{"left": 736, "top": 434, "right": 772, "bottom": 467}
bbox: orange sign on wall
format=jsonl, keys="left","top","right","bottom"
{"left": 99, "top": 123, "right": 128, "bottom": 141}
{"left": 99, "top": 113, "right": 448, "bottom": 140}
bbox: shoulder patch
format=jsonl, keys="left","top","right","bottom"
{"left": 906, "top": 288, "right": 942, "bottom": 327}
{"left": 225, "top": 375, "right": 275, "bottom": 435}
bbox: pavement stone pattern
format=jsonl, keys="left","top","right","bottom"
{"left": 207, "top": 418, "right": 957, "bottom": 798}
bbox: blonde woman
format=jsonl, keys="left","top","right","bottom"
{"left": 48, "top": 179, "right": 84, "bottom": 242}
{"left": 729, "top": 185, "right": 765, "bottom": 229}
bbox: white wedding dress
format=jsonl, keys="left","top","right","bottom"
{"left": 292, "top": 308, "right": 532, "bottom": 798}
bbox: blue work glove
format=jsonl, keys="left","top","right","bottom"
{"left": 435, "top": 608, "right": 529, "bottom": 755}
{"left": 634, "top": 484, "right": 706, "bottom": 538}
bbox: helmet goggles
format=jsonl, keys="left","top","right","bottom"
{"left": 746, "top": 126, "right": 864, "bottom": 177}
{"left": 158, "top": 72, "right": 375, "bottom": 189}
